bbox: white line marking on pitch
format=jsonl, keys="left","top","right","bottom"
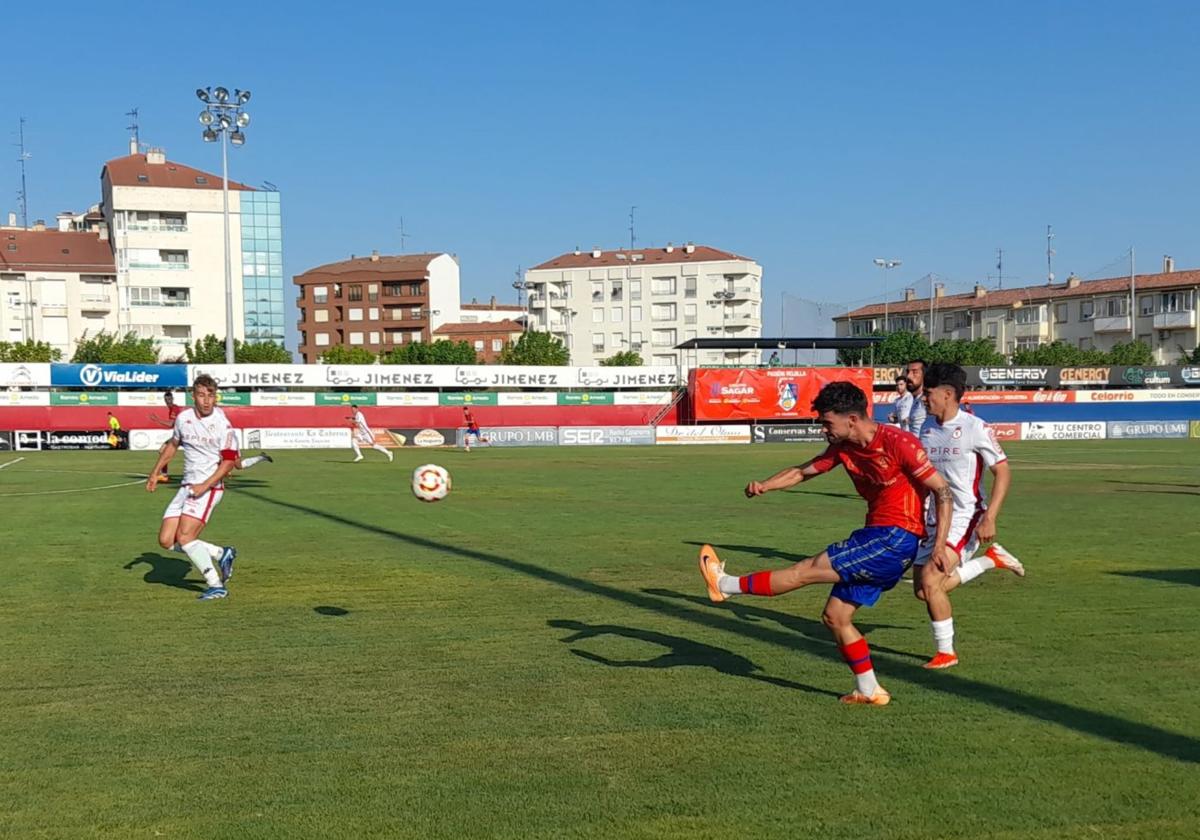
{"left": 0, "top": 478, "right": 144, "bottom": 498}
{"left": 0, "top": 457, "right": 24, "bottom": 470}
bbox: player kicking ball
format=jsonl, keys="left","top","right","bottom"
{"left": 914, "top": 363, "right": 1025, "bottom": 669}
{"left": 146, "top": 374, "right": 240, "bottom": 601}
{"left": 462, "top": 406, "right": 489, "bottom": 453}
{"left": 347, "top": 406, "right": 393, "bottom": 462}
{"left": 699, "top": 381, "right": 954, "bottom": 705}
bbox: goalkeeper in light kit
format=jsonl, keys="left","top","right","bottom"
{"left": 914, "top": 362, "right": 1025, "bottom": 669}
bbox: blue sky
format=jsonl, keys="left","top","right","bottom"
{"left": 5, "top": 1, "right": 1198, "bottom": 349}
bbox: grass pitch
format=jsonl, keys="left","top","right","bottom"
{"left": 1, "top": 441, "right": 1198, "bottom": 839}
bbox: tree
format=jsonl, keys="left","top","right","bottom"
{"left": 0, "top": 340, "right": 62, "bottom": 362}
{"left": 1178, "top": 345, "right": 1200, "bottom": 364}
{"left": 319, "top": 345, "right": 377, "bottom": 364}
{"left": 837, "top": 331, "right": 931, "bottom": 366}
{"left": 927, "top": 338, "right": 1006, "bottom": 365}
{"left": 238, "top": 341, "right": 292, "bottom": 363}
{"left": 497, "top": 330, "right": 570, "bottom": 365}
{"left": 1106, "top": 340, "right": 1154, "bottom": 366}
{"left": 184, "top": 334, "right": 227, "bottom": 364}
{"left": 380, "top": 340, "right": 477, "bottom": 364}
{"left": 71, "top": 331, "right": 159, "bottom": 364}
{"left": 600, "top": 350, "right": 643, "bottom": 366}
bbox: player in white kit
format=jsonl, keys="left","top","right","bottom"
{"left": 348, "top": 407, "right": 393, "bottom": 463}
{"left": 146, "top": 374, "right": 240, "bottom": 601}
{"left": 914, "top": 363, "right": 1025, "bottom": 668}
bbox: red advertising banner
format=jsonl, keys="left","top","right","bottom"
{"left": 690, "top": 367, "right": 875, "bottom": 421}
{"left": 988, "top": 422, "right": 1022, "bottom": 441}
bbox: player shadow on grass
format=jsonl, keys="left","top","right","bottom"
{"left": 682, "top": 540, "right": 813, "bottom": 565}
{"left": 1109, "top": 569, "right": 1200, "bottom": 588}
{"left": 548, "top": 619, "right": 839, "bottom": 697}
{"left": 123, "top": 553, "right": 205, "bottom": 592}
{"left": 234, "top": 488, "right": 1200, "bottom": 765}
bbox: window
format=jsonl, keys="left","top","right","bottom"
{"left": 591, "top": 281, "right": 604, "bottom": 302}
{"left": 349, "top": 332, "right": 364, "bottom": 345}
{"left": 630, "top": 280, "right": 642, "bottom": 301}
{"left": 410, "top": 307, "right": 422, "bottom": 319}
{"left": 492, "top": 339, "right": 503, "bottom": 352}
{"left": 685, "top": 329, "right": 697, "bottom": 341}
{"left": 592, "top": 308, "right": 604, "bottom": 323}
{"left": 611, "top": 307, "right": 623, "bottom": 322}
{"left": 987, "top": 322, "right": 998, "bottom": 338}
{"left": 160, "top": 250, "right": 188, "bottom": 265}
{"left": 631, "top": 306, "right": 642, "bottom": 322}
{"left": 684, "top": 277, "right": 697, "bottom": 298}
{"left": 611, "top": 281, "right": 623, "bottom": 301}
{"left": 851, "top": 319, "right": 877, "bottom": 336}
{"left": 408, "top": 283, "right": 422, "bottom": 296}
{"left": 348, "top": 308, "right": 363, "bottom": 321}
{"left": 631, "top": 331, "right": 643, "bottom": 349}
{"left": 368, "top": 307, "right": 379, "bottom": 320}
{"left": 314, "top": 310, "right": 329, "bottom": 323}
{"left": 890, "top": 316, "right": 916, "bottom": 332}
{"left": 1055, "top": 303, "right": 1069, "bottom": 323}
{"left": 1140, "top": 295, "right": 1154, "bottom": 316}
{"left": 315, "top": 333, "right": 330, "bottom": 346}
{"left": 1015, "top": 337, "right": 1040, "bottom": 350}
{"left": 943, "top": 311, "right": 970, "bottom": 330}
{"left": 652, "top": 328, "right": 677, "bottom": 347}
{"left": 314, "top": 286, "right": 328, "bottom": 304}
{"left": 383, "top": 283, "right": 403, "bottom": 297}
{"left": 592, "top": 332, "right": 605, "bottom": 352}
{"left": 474, "top": 340, "right": 485, "bottom": 352}
{"left": 1099, "top": 297, "right": 1128, "bottom": 317}
{"left": 684, "top": 303, "right": 697, "bottom": 324}
{"left": 333, "top": 283, "right": 343, "bottom": 299}
{"left": 1015, "top": 305, "right": 1045, "bottom": 324}
{"left": 1161, "top": 291, "right": 1193, "bottom": 312}
{"left": 651, "top": 277, "right": 676, "bottom": 295}
{"left": 368, "top": 284, "right": 379, "bottom": 302}
{"left": 411, "top": 331, "right": 422, "bottom": 342}
{"left": 349, "top": 284, "right": 363, "bottom": 301}
{"left": 612, "top": 333, "right": 623, "bottom": 349}
{"left": 1080, "top": 300, "right": 1094, "bottom": 321}
{"left": 652, "top": 303, "right": 676, "bottom": 321}
{"left": 369, "top": 332, "right": 380, "bottom": 344}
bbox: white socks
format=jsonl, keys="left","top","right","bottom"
{"left": 241, "top": 454, "right": 265, "bottom": 469}
{"left": 856, "top": 667, "right": 880, "bottom": 696}
{"left": 955, "top": 557, "right": 992, "bottom": 585}
{"left": 931, "top": 618, "right": 955, "bottom": 654}
{"left": 372, "top": 444, "right": 393, "bottom": 461}
{"left": 180, "top": 540, "right": 222, "bottom": 588}
{"left": 717, "top": 575, "right": 741, "bottom": 596}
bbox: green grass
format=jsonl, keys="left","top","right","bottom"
{"left": 1, "top": 441, "right": 1199, "bottom": 839}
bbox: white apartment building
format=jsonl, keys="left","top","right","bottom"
{"left": 833, "top": 261, "right": 1200, "bottom": 363}
{"left": 101, "top": 143, "right": 284, "bottom": 360}
{"left": 0, "top": 221, "right": 118, "bottom": 356}
{"left": 524, "top": 244, "right": 763, "bottom": 367}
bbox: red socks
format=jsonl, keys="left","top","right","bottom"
{"left": 839, "top": 638, "right": 873, "bottom": 675}
{"left": 738, "top": 571, "right": 774, "bottom": 596}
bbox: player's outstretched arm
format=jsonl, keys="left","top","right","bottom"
{"left": 745, "top": 459, "right": 829, "bottom": 497}
{"left": 977, "top": 461, "right": 1011, "bottom": 542}
{"left": 147, "top": 440, "right": 179, "bottom": 491}
{"left": 147, "top": 413, "right": 174, "bottom": 429}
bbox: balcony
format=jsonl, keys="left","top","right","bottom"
{"left": 1153, "top": 310, "right": 1196, "bottom": 330}
{"left": 1093, "top": 315, "right": 1132, "bottom": 333}
{"left": 529, "top": 297, "right": 546, "bottom": 309}
{"left": 80, "top": 295, "right": 113, "bottom": 312}
{"left": 127, "top": 221, "right": 188, "bottom": 233}
{"left": 128, "top": 261, "right": 189, "bottom": 271}
{"left": 1014, "top": 321, "right": 1049, "bottom": 338}
{"left": 726, "top": 285, "right": 757, "bottom": 300}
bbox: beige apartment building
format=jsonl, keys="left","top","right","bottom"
{"left": 523, "top": 244, "right": 763, "bottom": 367}
{"left": 834, "top": 262, "right": 1200, "bottom": 363}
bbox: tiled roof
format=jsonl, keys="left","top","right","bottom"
{"left": 296, "top": 253, "right": 446, "bottom": 278}
{"left": 0, "top": 229, "right": 115, "bottom": 272}
{"left": 837, "top": 269, "right": 1200, "bottom": 320}
{"left": 434, "top": 319, "right": 524, "bottom": 335}
{"left": 530, "top": 245, "right": 754, "bottom": 270}
{"left": 462, "top": 302, "right": 524, "bottom": 311}
{"left": 102, "top": 154, "right": 252, "bottom": 191}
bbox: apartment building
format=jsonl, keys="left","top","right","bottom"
{"left": 523, "top": 244, "right": 763, "bottom": 367}
{"left": 0, "top": 223, "right": 118, "bottom": 356}
{"left": 293, "top": 252, "right": 461, "bottom": 363}
{"left": 833, "top": 261, "right": 1200, "bottom": 363}
{"left": 100, "top": 143, "right": 284, "bottom": 359}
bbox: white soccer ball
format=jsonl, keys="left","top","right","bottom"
{"left": 412, "top": 463, "right": 451, "bottom": 502}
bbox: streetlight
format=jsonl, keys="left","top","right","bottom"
{"left": 615, "top": 251, "right": 643, "bottom": 356}
{"left": 197, "top": 85, "right": 252, "bottom": 364}
{"left": 713, "top": 289, "right": 735, "bottom": 364}
{"left": 873, "top": 258, "right": 902, "bottom": 331}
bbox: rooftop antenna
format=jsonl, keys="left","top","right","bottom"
{"left": 399, "top": 216, "right": 410, "bottom": 253}
{"left": 15, "top": 117, "right": 31, "bottom": 228}
{"left": 629, "top": 205, "right": 637, "bottom": 251}
{"left": 1046, "top": 225, "right": 1056, "bottom": 284}
{"left": 125, "top": 107, "right": 141, "bottom": 150}
{"left": 261, "top": 180, "right": 278, "bottom": 191}
{"left": 996, "top": 247, "right": 1004, "bottom": 289}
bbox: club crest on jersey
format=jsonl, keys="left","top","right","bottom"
{"left": 778, "top": 381, "right": 798, "bottom": 411}
{"left": 952, "top": 427, "right": 963, "bottom": 439}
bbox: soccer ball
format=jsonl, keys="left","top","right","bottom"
{"left": 412, "top": 464, "right": 451, "bottom": 502}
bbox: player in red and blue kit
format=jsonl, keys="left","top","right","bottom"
{"left": 149, "top": 390, "right": 186, "bottom": 482}
{"left": 699, "top": 381, "right": 954, "bottom": 705}
{"left": 462, "top": 406, "right": 490, "bottom": 452}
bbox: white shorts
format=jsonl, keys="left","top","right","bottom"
{"left": 354, "top": 431, "right": 374, "bottom": 445}
{"left": 914, "top": 513, "right": 983, "bottom": 566}
{"left": 162, "top": 484, "right": 225, "bottom": 524}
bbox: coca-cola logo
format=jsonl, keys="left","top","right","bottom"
{"left": 1032, "top": 391, "right": 1070, "bottom": 403}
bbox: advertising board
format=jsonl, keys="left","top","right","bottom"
{"left": 1020, "top": 422, "right": 1106, "bottom": 441}
{"left": 656, "top": 425, "right": 752, "bottom": 445}
{"left": 558, "top": 426, "right": 656, "bottom": 446}
{"left": 690, "top": 367, "right": 874, "bottom": 422}
{"left": 51, "top": 364, "right": 187, "bottom": 389}
{"left": 244, "top": 427, "right": 351, "bottom": 449}
{"left": 43, "top": 430, "right": 126, "bottom": 450}
{"left": 0, "top": 363, "right": 51, "bottom": 388}
{"left": 128, "top": 428, "right": 175, "bottom": 451}
{"left": 1106, "top": 420, "right": 1189, "bottom": 439}
{"left": 384, "top": 428, "right": 458, "bottom": 447}
{"left": 455, "top": 426, "right": 560, "bottom": 447}
{"left": 751, "top": 424, "right": 827, "bottom": 443}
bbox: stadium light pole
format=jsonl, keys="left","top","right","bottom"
{"left": 873, "top": 258, "right": 901, "bottom": 332}
{"left": 198, "top": 86, "right": 251, "bottom": 364}
{"left": 615, "top": 251, "right": 643, "bottom": 356}
{"left": 713, "top": 289, "right": 735, "bottom": 364}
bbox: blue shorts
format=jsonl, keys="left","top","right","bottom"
{"left": 826, "top": 526, "right": 920, "bottom": 607}
{"left": 465, "top": 428, "right": 481, "bottom": 439}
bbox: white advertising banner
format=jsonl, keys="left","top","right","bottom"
{"left": 250, "top": 392, "right": 316, "bottom": 406}
{"left": 243, "top": 427, "right": 351, "bottom": 449}
{"left": 1, "top": 390, "right": 50, "bottom": 406}
{"left": 613, "top": 391, "right": 673, "bottom": 405}
{"left": 128, "top": 428, "right": 175, "bottom": 451}
{"left": 1020, "top": 421, "right": 1107, "bottom": 441}
{"left": 0, "top": 363, "right": 52, "bottom": 388}
{"left": 1073, "top": 389, "right": 1200, "bottom": 403}
{"left": 656, "top": 425, "right": 752, "bottom": 445}
{"left": 118, "top": 391, "right": 187, "bottom": 407}
{"left": 188, "top": 364, "right": 680, "bottom": 390}
{"left": 375, "top": 392, "right": 440, "bottom": 407}
{"left": 497, "top": 392, "right": 558, "bottom": 406}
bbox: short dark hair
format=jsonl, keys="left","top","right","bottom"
{"left": 925, "top": 362, "right": 967, "bottom": 401}
{"left": 894, "top": 374, "right": 907, "bottom": 384}
{"left": 905, "top": 358, "right": 928, "bottom": 372}
{"left": 192, "top": 374, "right": 218, "bottom": 392}
{"left": 812, "top": 381, "right": 868, "bottom": 417}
